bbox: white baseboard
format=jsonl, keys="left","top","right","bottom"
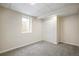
{"left": 61, "top": 41, "right": 79, "bottom": 47}
{"left": 0, "top": 40, "right": 42, "bottom": 54}
{"left": 45, "top": 40, "right": 58, "bottom": 44}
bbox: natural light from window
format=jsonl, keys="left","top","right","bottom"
{"left": 22, "top": 16, "right": 32, "bottom": 33}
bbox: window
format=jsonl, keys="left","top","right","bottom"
{"left": 22, "top": 16, "right": 32, "bottom": 33}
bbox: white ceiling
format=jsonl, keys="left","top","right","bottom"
{"left": 0, "top": 3, "right": 79, "bottom": 18}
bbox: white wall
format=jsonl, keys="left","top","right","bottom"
{"left": 42, "top": 13, "right": 79, "bottom": 46}
{"left": 0, "top": 7, "right": 42, "bottom": 53}
{"left": 42, "top": 16, "right": 58, "bottom": 44}
{"left": 1, "top": 5, "right": 79, "bottom": 54}
{"left": 60, "top": 14, "right": 79, "bottom": 46}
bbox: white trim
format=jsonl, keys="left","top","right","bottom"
{"left": 61, "top": 41, "right": 79, "bottom": 47}
{"left": 0, "top": 40, "right": 42, "bottom": 54}
{"left": 45, "top": 40, "right": 58, "bottom": 44}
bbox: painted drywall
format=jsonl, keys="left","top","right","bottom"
{"left": 57, "top": 16, "right": 63, "bottom": 42}
{"left": 60, "top": 14, "right": 79, "bottom": 46}
{"left": 0, "top": 7, "right": 42, "bottom": 53}
{"left": 42, "top": 16, "right": 58, "bottom": 44}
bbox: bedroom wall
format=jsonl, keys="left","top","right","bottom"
{"left": 60, "top": 14, "right": 79, "bottom": 46}
{"left": 42, "top": 16, "right": 58, "bottom": 44}
{"left": 1, "top": 5, "right": 79, "bottom": 54}
{"left": 0, "top": 6, "right": 42, "bottom": 53}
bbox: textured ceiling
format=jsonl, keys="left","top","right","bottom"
{"left": 0, "top": 3, "right": 79, "bottom": 18}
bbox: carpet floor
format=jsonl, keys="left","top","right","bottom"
{"left": 0, "top": 41, "right": 79, "bottom": 56}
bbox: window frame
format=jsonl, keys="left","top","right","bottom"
{"left": 21, "top": 15, "right": 32, "bottom": 33}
